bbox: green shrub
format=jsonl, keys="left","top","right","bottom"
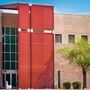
{"left": 63, "top": 82, "right": 71, "bottom": 89}
{"left": 72, "top": 82, "right": 81, "bottom": 89}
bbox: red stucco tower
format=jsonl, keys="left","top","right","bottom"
{"left": 0, "top": 3, "right": 54, "bottom": 89}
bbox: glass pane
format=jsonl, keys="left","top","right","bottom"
{"left": 82, "top": 35, "right": 88, "bottom": 41}
{"left": 11, "top": 45, "right": 15, "bottom": 52}
{"left": 5, "top": 36, "right": 10, "bottom": 43}
{"left": 16, "top": 62, "right": 18, "bottom": 70}
{"left": 11, "top": 36, "right": 15, "bottom": 43}
{"left": 11, "top": 27, "right": 15, "bottom": 35}
{"left": 16, "top": 45, "right": 18, "bottom": 52}
{"left": 4, "top": 44, "right": 10, "bottom": 52}
{"left": 16, "top": 53, "right": 18, "bottom": 61}
{"left": 5, "top": 62, "right": 10, "bottom": 70}
{"left": 6, "top": 74, "right": 10, "bottom": 85}
{"left": 16, "top": 36, "right": 18, "bottom": 43}
{"left": 55, "top": 34, "right": 62, "bottom": 43}
{"left": 17, "top": 74, "right": 18, "bottom": 87}
{"left": 3, "top": 74, "right": 5, "bottom": 87}
{"left": 5, "top": 27, "right": 10, "bottom": 34}
{"left": 15, "top": 28, "right": 18, "bottom": 35}
{"left": 12, "top": 74, "right": 16, "bottom": 87}
{"left": 69, "top": 35, "right": 75, "bottom": 43}
{"left": 11, "top": 62, "right": 15, "bottom": 70}
{"left": 11, "top": 53, "right": 15, "bottom": 61}
{"left": 4, "top": 53, "right": 10, "bottom": 61}
{"left": 3, "top": 36, "right": 5, "bottom": 43}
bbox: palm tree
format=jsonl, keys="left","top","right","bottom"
{"left": 58, "top": 38, "right": 90, "bottom": 89}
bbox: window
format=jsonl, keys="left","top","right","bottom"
{"left": 4, "top": 45, "right": 10, "bottom": 52}
{"left": 2, "top": 27, "right": 18, "bottom": 70}
{"left": 3, "top": 73, "right": 18, "bottom": 87}
{"left": 4, "top": 62, "right": 10, "bottom": 69}
{"left": 55, "top": 34, "right": 62, "bottom": 43}
{"left": 12, "top": 74, "right": 17, "bottom": 87}
{"left": 3, "top": 74, "right": 5, "bottom": 87}
{"left": 68, "top": 35, "right": 75, "bottom": 43}
{"left": 4, "top": 53, "right": 10, "bottom": 61}
{"left": 5, "top": 27, "right": 10, "bottom": 34}
{"left": 11, "top": 27, "right": 16, "bottom": 35}
{"left": 11, "top": 62, "right": 16, "bottom": 69}
{"left": 81, "top": 35, "right": 88, "bottom": 41}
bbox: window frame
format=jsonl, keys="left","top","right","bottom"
{"left": 68, "top": 35, "right": 75, "bottom": 43}
{"left": 55, "top": 34, "right": 62, "bottom": 43}
{"left": 81, "top": 35, "right": 88, "bottom": 41}
{"left": 2, "top": 27, "right": 18, "bottom": 70}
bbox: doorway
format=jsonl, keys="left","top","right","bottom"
{"left": 3, "top": 70, "right": 18, "bottom": 88}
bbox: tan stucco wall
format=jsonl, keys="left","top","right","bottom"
{"left": 54, "top": 13, "right": 90, "bottom": 88}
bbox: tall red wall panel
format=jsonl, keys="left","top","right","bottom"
{"left": 31, "top": 5, "right": 54, "bottom": 30}
{"left": 18, "top": 32, "right": 30, "bottom": 88}
{"left": 31, "top": 33, "right": 54, "bottom": 88}
{"left": 18, "top": 4, "right": 30, "bottom": 88}
{"left": 18, "top": 3, "right": 54, "bottom": 89}
{"left": 44, "top": 6, "right": 54, "bottom": 30}
{"left": 31, "top": 5, "right": 44, "bottom": 30}
{"left": 18, "top": 4, "right": 30, "bottom": 29}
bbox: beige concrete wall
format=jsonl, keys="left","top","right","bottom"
{"left": 54, "top": 13, "right": 90, "bottom": 88}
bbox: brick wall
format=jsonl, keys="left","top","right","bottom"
{"left": 54, "top": 13, "right": 90, "bottom": 44}
{"left": 54, "top": 13, "right": 90, "bottom": 89}
{"left": 2, "top": 13, "right": 17, "bottom": 27}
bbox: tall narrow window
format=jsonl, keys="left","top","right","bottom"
{"left": 81, "top": 35, "right": 88, "bottom": 41}
{"left": 68, "top": 35, "right": 75, "bottom": 43}
{"left": 2, "top": 27, "right": 18, "bottom": 88}
{"left": 58, "top": 70, "right": 60, "bottom": 88}
{"left": 55, "top": 34, "right": 62, "bottom": 43}
{"left": 2, "top": 27, "right": 18, "bottom": 70}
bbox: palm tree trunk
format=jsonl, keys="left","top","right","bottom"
{"left": 82, "top": 68, "right": 87, "bottom": 89}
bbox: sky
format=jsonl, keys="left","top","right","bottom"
{"left": 0, "top": 0, "right": 90, "bottom": 15}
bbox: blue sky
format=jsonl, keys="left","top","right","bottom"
{"left": 0, "top": 0, "right": 90, "bottom": 15}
